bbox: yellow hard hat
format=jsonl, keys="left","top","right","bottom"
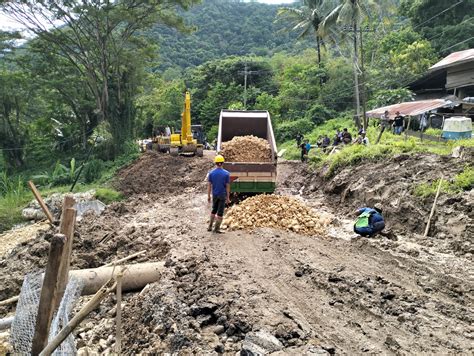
{"left": 214, "top": 155, "right": 225, "bottom": 163}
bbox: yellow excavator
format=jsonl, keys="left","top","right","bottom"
{"left": 169, "top": 91, "right": 203, "bottom": 157}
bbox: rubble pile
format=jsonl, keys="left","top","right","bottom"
{"left": 220, "top": 135, "right": 272, "bottom": 162}
{"left": 222, "top": 194, "right": 330, "bottom": 235}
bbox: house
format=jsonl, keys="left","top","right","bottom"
{"left": 409, "top": 48, "right": 474, "bottom": 101}
{"left": 367, "top": 49, "right": 474, "bottom": 129}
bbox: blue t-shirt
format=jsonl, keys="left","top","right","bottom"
{"left": 208, "top": 168, "right": 230, "bottom": 197}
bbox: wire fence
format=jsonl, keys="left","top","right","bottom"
{"left": 10, "top": 273, "right": 84, "bottom": 355}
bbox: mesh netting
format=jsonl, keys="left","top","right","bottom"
{"left": 49, "top": 276, "right": 84, "bottom": 355}
{"left": 10, "top": 273, "right": 42, "bottom": 353}
{"left": 10, "top": 273, "right": 84, "bottom": 354}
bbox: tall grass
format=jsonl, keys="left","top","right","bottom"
{"left": 0, "top": 172, "right": 30, "bottom": 231}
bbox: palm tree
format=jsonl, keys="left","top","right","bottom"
{"left": 319, "top": 0, "right": 377, "bottom": 129}
{"left": 277, "top": 0, "right": 332, "bottom": 64}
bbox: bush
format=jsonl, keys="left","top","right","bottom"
{"left": 95, "top": 187, "right": 123, "bottom": 204}
{"left": 276, "top": 118, "right": 314, "bottom": 142}
{"left": 413, "top": 166, "right": 473, "bottom": 198}
{"left": 453, "top": 166, "right": 474, "bottom": 191}
{"left": 83, "top": 159, "right": 105, "bottom": 183}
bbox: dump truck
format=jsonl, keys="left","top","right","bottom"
{"left": 217, "top": 110, "right": 277, "bottom": 193}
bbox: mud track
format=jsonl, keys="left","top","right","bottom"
{"left": 1, "top": 151, "right": 472, "bottom": 354}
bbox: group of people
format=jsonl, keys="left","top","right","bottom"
{"left": 380, "top": 110, "right": 405, "bottom": 135}
{"left": 206, "top": 153, "right": 386, "bottom": 238}
{"left": 296, "top": 127, "right": 369, "bottom": 162}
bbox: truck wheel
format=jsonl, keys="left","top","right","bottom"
{"left": 196, "top": 147, "right": 203, "bottom": 157}
{"left": 170, "top": 147, "right": 179, "bottom": 156}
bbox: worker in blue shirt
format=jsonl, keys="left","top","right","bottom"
{"left": 354, "top": 203, "right": 385, "bottom": 237}
{"left": 207, "top": 155, "right": 230, "bottom": 233}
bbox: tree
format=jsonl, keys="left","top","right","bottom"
{"left": 400, "top": 0, "right": 474, "bottom": 56}
{"left": 1, "top": 0, "right": 200, "bottom": 156}
{"left": 276, "top": 0, "right": 330, "bottom": 64}
{"left": 319, "top": 0, "right": 379, "bottom": 129}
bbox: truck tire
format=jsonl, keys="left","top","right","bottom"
{"left": 170, "top": 147, "right": 179, "bottom": 156}
{"left": 196, "top": 147, "right": 203, "bottom": 157}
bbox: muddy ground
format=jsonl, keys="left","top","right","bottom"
{"left": 0, "top": 151, "right": 472, "bottom": 354}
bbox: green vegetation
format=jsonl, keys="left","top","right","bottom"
{"left": 413, "top": 166, "right": 474, "bottom": 198}
{"left": 95, "top": 188, "right": 124, "bottom": 205}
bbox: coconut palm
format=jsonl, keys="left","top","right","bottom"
{"left": 277, "top": 0, "right": 334, "bottom": 64}
{"left": 319, "top": 0, "right": 378, "bottom": 129}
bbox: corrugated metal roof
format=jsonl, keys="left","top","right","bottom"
{"left": 366, "top": 99, "right": 453, "bottom": 118}
{"left": 430, "top": 48, "right": 474, "bottom": 71}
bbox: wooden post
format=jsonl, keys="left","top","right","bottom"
{"left": 405, "top": 116, "right": 412, "bottom": 141}
{"left": 39, "top": 279, "right": 117, "bottom": 356}
{"left": 115, "top": 270, "right": 124, "bottom": 355}
{"left": 54, "top": 196, "right": 76, "bottom": 311}
{"left": 424, "top": 177, "right": 444, "bottom": 238}
{"left": 28, "top": 181, "right": 54, "bottom": 224}
{"left": 375, "top": 125, "right": 385, "bottom": 145}
{"left": 32, "top": 234, "right": 66, "bottom": 356}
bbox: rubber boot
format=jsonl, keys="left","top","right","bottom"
{"left": 208, "top": 214, "right": 215, "bottom": 232}
{"left": 213, "top": 218, "right": 224, "bottom": 234}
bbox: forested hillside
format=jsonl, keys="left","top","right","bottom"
{"left": 148, "top": 0, "right": 311, "bottom": 71}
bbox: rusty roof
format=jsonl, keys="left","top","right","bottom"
{"left": 430, "top": 48, "right": 474, "bottom": 71}
{"left": 366, "top": 99, "right": 453, "bottom": 118}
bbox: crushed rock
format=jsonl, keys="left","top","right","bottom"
{"left": 223, "top": 194, "right": 331, "bottom": 235}
{"left": 220, "top": 135, "right": 272, "bottom": 162}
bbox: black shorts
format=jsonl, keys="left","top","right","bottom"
{"left": 212, "top": 196, "right": 226, "bottom": 217}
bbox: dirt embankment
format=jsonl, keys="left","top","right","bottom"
{"left": 299, "top": 152, "right": 473, "bottom": 257}
{"left": 115, "top": 151, "right": 212, "bottom": 196}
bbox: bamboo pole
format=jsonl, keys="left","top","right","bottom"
{"left": 0, "top": 295, "right": 19, "bottom": 307}
{"left": 28, "top": 181, "right": 54, "bottom": 224}
{"left": 115, "top": 269, "right": 124, "bottom": 355}
{"left": 424, "top": 177, "right": 444, "bottom": 238}
{"left": 32, "top": 234, "right": 66, "bottom": 356}
{"left": 39, "top": 279, "right": 117, "bottom": 356}
{"left": 103, "top": 250, "right": 146, "bottom": 267}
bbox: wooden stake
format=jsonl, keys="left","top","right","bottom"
{"left": 28, "top": 181, "right": 54, "bottom": 225}
{"left": 103, "top": 250, "right": 146, "bottom": 267}
{"left": 424, "top": 177, "right": 444, "bottom": 238}
{"left": 115, "top": 269, "right": 124, "bottom": 355}
{"left": 32, "top": 234, "right": 66, "bottom": 356}
{"left": 55, "top": 195, "right": 76, "bottom": 311}
{"left": 39, "top": 279, "right": 117, "bottom": 356}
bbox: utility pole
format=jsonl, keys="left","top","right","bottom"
{"left": 341, "top": 24, "right": 375, "bottom": 130}
{"left": 238, "top": 62, "right": 260, "bottom": 110}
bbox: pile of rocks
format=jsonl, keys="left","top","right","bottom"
{"left": 222, "top": 194, "right": 330, "bottom": 235}
{"left": 220, "top": 135, "right": 272, "bottom": 162}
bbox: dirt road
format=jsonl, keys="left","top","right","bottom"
{"left": 1, "top": 152, "right": 472, "bottom": 354}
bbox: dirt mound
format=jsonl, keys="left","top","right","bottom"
{"left": 223, "top": 194, "right": 331, "bottom": 235}
{"left": 116, "top": 151, "right": 212, "bottom": 196}
{"left": 302, "top": 152, "right": 473, "bottom": 256}
{"left": 0, "top": 197, "right": 170, "bottom": 314}
{"left": 221, "top": 136, "right": 272, "bottom": 162}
